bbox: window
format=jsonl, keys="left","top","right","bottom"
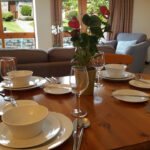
{"left": 62, "top": 0, "right": 78, "bottom": 47}
{"left": 62, "top": 0, "right": 109, "bottom": 47}
{"left": 5, "top": 38, "right": 34, "bottom": 48}
{"left": 0, "top": 0, "right": 35, "bottom": 48}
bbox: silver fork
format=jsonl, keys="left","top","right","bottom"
{"left": 10, "top": 97, "right": 18, "bottom": 107}
{"left": 134, "top": 75, "right": 150, "bottom": 84}
{"left": 45, "top": 77, "right": 59, "bottom": 84}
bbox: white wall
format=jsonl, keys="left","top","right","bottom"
{"left": 132, "top": 0, "right": 150, "bottom": 62}
{"left": 132, "top": 0, "right": 150, "bottom": 38}
{"left": 33, "top": 0, "right": 52, "bottom": 51}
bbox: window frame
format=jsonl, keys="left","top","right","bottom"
{"left": 62, "top": 0, "right": 87, "bottom": 38}
{"left": 0, "top": 0, "right": 35, "bottom": 48}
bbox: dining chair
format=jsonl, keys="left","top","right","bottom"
{"left": 104, "top": 53, "right": 133, "bottom": 71}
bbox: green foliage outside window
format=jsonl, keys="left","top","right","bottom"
{"left": 87, "top": 0, "right": 109, "bottom": 22}
{"left": 2, "top": 11, "right": 13, "bottom": 21}
{"left": 62, "top": 0, "right": 109, "bottom": 34}
{"left": 65, "top": 9, "right": 78, "bottom": 20}
{"left": 21, "top": 5, "right": 32, "bottom": 16}
{"left": 62, "top": 0, "right": 78, "bottom": 10}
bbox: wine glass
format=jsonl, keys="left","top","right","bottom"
{"left": 92, "top": 51, "right": 105, "bottom": 87}
{"left": 0, "top": 57, "right": 16, "bottom": 102}
{"left": 69, "top": 66, "right": 89, "bottom": 118}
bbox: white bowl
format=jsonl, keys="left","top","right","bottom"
{"left": 8, "top": 70, "right": 33, "bottom": 87}
{"left": 105, "top": 64, "right": 127, "bottom": 78}
{"left": 2, "top": 105, "right": 48, "bottom": 139}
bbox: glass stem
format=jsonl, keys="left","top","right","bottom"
{"left": 76, "top": 93, "right": 81, "bottom": 115}
{"left": 97, "top": 70, "right": 100, "bottom": 88}
{"left": 9, "top": 81, "right": 14, "bottom": 102}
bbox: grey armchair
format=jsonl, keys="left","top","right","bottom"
{"left": 102, "top": 33, "right": 150, "bottom": 73}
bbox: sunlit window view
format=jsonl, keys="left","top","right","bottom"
{"left": 0, "top": 0, "right": 35, "bottom": 48}
{"left": 62, "top": 0, "right": 109, "bottom": 47}
{"left": 62, "top": 0, "right": 78, "bottom": 47}
{"left": 5, "top": 38, "right": 34, "bottom": 48}
{"left": 2, "top": 0, "right": 34, "bottom": 33}
{"left": 87, "top": 0, "right": 109, "bottom": 15}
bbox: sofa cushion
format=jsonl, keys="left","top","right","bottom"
{"left": 117, "top": 33, "right": 146, "bottom": 43}
{"left": 116, "top": 40, "right": 137, "bottom": 54}
{"left": 48, "top": 47, "right": 75, "bottom": 62}
{"left": 0, "top": 49, "right": 48, "bottom": 64}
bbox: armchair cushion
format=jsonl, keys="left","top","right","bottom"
{"left": 117, "top": 33, "right": 146, "bottom": 43}
{"left": 116, "top": 40, "right": 137, "bottom": 54}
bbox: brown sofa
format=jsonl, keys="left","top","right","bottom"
{"left": 0, "top": 45, "right": 115, "bottom": 78}
{"left": 0, "top": 47, "right": 75, "bottom": 77}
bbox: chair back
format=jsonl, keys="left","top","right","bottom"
{"left": 117, "top": 33, "right": 147, "bottom": 43}
{"left": 104, "top": 53, "right": 133, "bottom": 71}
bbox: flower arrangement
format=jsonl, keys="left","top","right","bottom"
{"left": 68, "top": 6, "right": 111, "bottom": 67}
{"left": 51, "top": 25, "right": 63, "bottom": 35}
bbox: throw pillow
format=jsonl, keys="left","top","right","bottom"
{"left": 116, "top": 40, "right": 137, "bottom": 54}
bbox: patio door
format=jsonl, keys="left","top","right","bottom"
{"left": 0, "top": 0, "right": 35, "bottom": 48}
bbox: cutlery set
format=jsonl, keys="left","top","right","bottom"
{"left": 134, "top": 78, "right": 150, "bottom": 84}
{"left": 113, "top": 94, "right": 150, "bottom": 98}
{"left": 45, "top": 77, "right": 59, "bottom": 84}
{"left": 73, "top": 118, "right": 90, "bottom": 150}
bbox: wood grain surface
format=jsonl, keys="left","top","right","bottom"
{"left": 1, "top": 75, "right": 150, "bottom": 150}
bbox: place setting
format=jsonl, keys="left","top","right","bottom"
{"left": 112, "top": 89, "right": 150, "bottom": 103}
{"left": 0, "top": 104, "right": 73, "bottom": 150}
{"left": 129, "top": 78, "right": 150, "bottom": 89}
{"left": 101, "top": 64, "right": 135, "bottom": 81}
{"left": 43, "top": 83, "right": 72, "bottom": 95}
{"left": 42, "top": 76, "right": 72, "bottom": 95}
{"left": 0, "top": 70, "right": 47, "bottom": 91}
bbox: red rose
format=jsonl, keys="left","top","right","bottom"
{"left": 68, "top": 16, "right": 80, "bottom": 29}
{"left": 100, "top": 6, "right": 110, "bottom": 19}
{"left": 71, "top": 29, "right": 80, "bottom": 37}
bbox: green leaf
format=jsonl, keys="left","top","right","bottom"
{"left": 90, "top": 26, "right": 103, "bottom": 38}
{"left": 82, "top": 14, "right": 91, "bottom": 26}
{"left": 89, "top": 15, "right": 101, "bottom": 27}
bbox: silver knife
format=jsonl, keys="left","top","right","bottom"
{"left": 73, "top": 118, "right": 78, "bottom": 150}
{"left": 113, "top": 94, "right": 150, "bottom": 98}
{"left": 134, "top": 78, "right": 150, "bottom": 84}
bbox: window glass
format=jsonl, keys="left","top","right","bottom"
{"left": 5, "top": 38, "right": 35, "bottom": 49}
{"left": 87, "top": 0, "right": 109, "bottom": 15}
{"left": 62, "top": 0, "right": 78, "bottom": 47}
{"left": 87, "top": 0, "right": 109, "bottom": 42}
{"left": 2, "top": 0, "right": 34, "bottom": 33}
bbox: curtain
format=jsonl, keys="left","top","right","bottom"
{"left": 108, "top": 0, "right": 134, "bottom": 40}
{"left": 51, "top": 0, "right": 63, "bottom": 47}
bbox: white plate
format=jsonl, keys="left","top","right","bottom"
{"left": 112, "top": 89, "right": 149, "bottom": 103}
{"left": 0, "top": 112, "right": 73, "bottom": 150}
{"left": 44, "top": 84, "right": 71, "bottom": 95}
{"left": 0, "top": 100, "right": 38, "bottom": 116}
{"left": 129, "top": 79, "right": 150, "bottom": 89}
{"left": 0, "top": 76, "right": 46, "bottom": 91}
{"left": 101, "top": 70, "right": 135, "bottom": 81}
{"left": 0, "top": 112, "right": 61, "bottom": 148}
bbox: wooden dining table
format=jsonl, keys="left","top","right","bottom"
{"left": 1, "top": 74, "right": 150, "bottom": 150}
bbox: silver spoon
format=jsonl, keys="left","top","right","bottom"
{"left": 77, "top": 118, "right": 90, "bottom": 150}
